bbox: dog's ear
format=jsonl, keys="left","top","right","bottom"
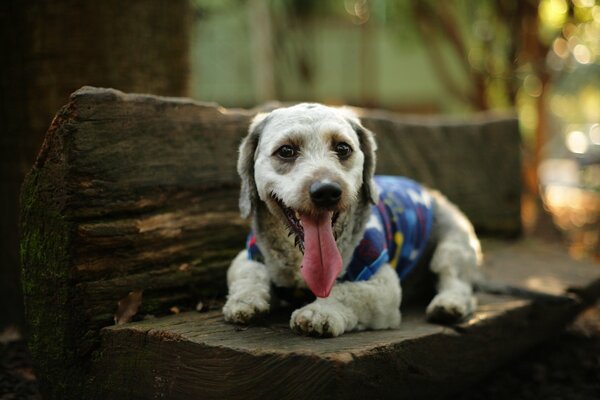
{"left": 348, "top": 117, "right": 379, "bottom": 204}
{"left": 237, "top": 113, "right": 269, "bottom": 219}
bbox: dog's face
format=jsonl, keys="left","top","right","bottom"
{"left": 238, "top": 103, "right": 378, "bottom": 297}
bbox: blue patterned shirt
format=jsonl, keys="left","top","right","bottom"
{"left": 246, "top": 176, "right": 434, "bottom": 291}
{"left": 340, "top": 176, "right": 434, "bottom": 282}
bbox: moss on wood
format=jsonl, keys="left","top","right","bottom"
{"left": 21, "top": 170, "right": 79, "bottom": 398}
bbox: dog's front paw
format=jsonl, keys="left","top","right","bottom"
{"left": 426, "top": 291, "right": 476, "bottom": 324}
{"left": 290, "top": 302, "right": 349, "bottom": 337}
{"left": 223, "top": 289, "right": 270, "bottom": 324}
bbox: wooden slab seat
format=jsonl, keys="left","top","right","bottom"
{"left": 20, "top": 87, "right": 600, "bottom": 400}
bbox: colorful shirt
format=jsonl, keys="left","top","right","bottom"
{"left": 246, "top": 176, "right": 435, "bottom": 285}
{"left": 340, "top": 176, "right": 434, "bottom": 281}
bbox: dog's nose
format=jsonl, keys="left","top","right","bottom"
{"left": 310, "top": 181, "right": 342, "bottom": 208}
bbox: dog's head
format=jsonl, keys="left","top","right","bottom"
{"left": 237, "top": 103, "right": 378, "bottom": 297}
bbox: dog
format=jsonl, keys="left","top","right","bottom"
{"left": 222, "top": 103, "right": 481, "bottom": 337}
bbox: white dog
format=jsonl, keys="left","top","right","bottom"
{"left": 223, "top": 103, "right": 481, "bottom": 337}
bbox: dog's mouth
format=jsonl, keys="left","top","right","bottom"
{"left": 272, "top": 195, "right": 342, "bottom": 298}
{"left": 274, "top": 196, "right": 340, "bottom": 253}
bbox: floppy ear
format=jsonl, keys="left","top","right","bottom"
{"left": 348, "top": 118, "right": 379, "bottom": 204}
{"left": 237, "top": 113, "right": 268, "bottom": 219}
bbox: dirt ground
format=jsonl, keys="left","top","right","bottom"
{"left": 0, "top": 330, "right": 39, "bottom": 400}
{"left": 458, "top": 304, "right": 600, "bottom": 400}
{"left": 1, "top": 304, "right": 599, "bottom": 400}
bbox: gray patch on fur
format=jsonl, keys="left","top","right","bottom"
{"left": 238, "top": 115, "right": 271, "bottom": 219}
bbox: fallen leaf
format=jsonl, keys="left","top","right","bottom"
{"left": 178, "top": 263, "right": 190, "bottom": 272}
{"left": 0, "top": 325, "right": 22, "bottom": 344}
{"left": 15, "top": 368, "right": 37, "bottom": 381}
{"left": 569, "top": 305, "right": 600, "bottom": 338}
{"left": 114, "top": 289, "right": 143, "bottom": 325}
{"left": 170, "top": 306, "right": 180, "bottom": 314}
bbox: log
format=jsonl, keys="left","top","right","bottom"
{"left": 90, "top": 240, "right": 600, "bottom": 400}
{"left": 21, "top": 87, "right": 521, "bottom": 398}
{"left": 362, "top": 112, "right": 521, "bottom": 235}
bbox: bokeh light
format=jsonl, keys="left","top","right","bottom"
{"left": 539, "top": 0, "right": 569, "bottom": 29}
{"left": 573, "top": 44, "right": 592, "bottom": 63}
{"left": 590, "top": 123, "right": 600, "bottom": 144}
{"left": 566, "top": 130, "right": 589, "bottom": 154}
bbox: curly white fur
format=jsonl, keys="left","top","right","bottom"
{"left": 223, "top": 103, "right": 481, "bottom": 337}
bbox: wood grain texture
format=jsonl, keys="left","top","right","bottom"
{"left": 92, "top": 295, "right": 575, "bottom": 400}
{"left": 89, "top": 239, "right": 600, "bottom": 400}
{"left": 20, "top": 87, "right": 522, "bottom": 399}
{"left": 361, "top": 112, "right": 521, "bottom": 235}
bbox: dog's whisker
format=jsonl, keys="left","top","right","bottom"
{"left": 271, "top": 193, "right": 310, "bottom": 252}
{"left": 294, "top": 236, "right": 305, "bottom": 253}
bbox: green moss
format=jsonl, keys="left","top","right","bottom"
{"left": 20, "top": 168, "right": 82, "bottom": 398}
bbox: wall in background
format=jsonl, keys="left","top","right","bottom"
{"left": 190, "top": 3, "right": 469, "bottom": 114}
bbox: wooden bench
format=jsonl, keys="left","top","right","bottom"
{"left": 21, "top": 87, "right": 600, "bottom": 400}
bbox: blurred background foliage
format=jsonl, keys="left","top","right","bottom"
{"left": 190, "top": 0, "right": 599, "bottom": 260}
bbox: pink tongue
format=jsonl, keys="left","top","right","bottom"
{"left": 300, "top": 212, "right": 342, "bottom": 298}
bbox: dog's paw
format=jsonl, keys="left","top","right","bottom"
{"left": 426, "top": 291, "right": 476, "bottom": 324}
{"left": 223, "top": 289, "right": 270, "bottom": 324}
{"left": 290, "top": 303, "right": 347, "bottom": 337}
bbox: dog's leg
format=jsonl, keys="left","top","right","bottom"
{"left": 223, "top": 250, "right": 272, "bottom": 324}
{"left": 426, "top": 192, "right": 481, "bottom": 323}
{"left": 290, "top": 264, "right": 401, "bottom": 337}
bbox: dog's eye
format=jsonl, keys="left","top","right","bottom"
{"left": 334, "top": 142, "right": 353, "bottom": 160}
{"left": 276, "top": 145, "right": 298, "bottom": 160}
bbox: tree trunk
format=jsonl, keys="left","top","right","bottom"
{"left": 0, "top": 0, "right": 192, "bottom": 330}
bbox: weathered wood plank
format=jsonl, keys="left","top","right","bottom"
{"left": 91, "top": 296, "right": 575, "bottom": 400}
{"left": 481, "top": 239, "right": 600, "bottom": 301}
{"left": 361, "top": 112, "right": 521, "bottom": 235}
{"left": 20, "top": 87, "right": 522, "bottom": 399}
{"left": 41, "top": 87, "right": 521, "bottom": 227}
{"left": 90, "top": 240, "right": 600, "bottom": 400}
